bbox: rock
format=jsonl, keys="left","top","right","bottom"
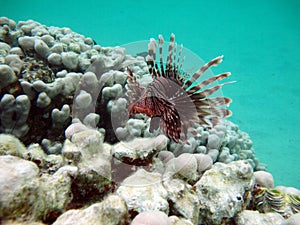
{"left": 1, "top": 221, "right": 46, "bottom": 225}
{"left": 53, "top": 195, "right": 128, "bottom": 225}
{"left": 164, "top": 179, "right": 199, "bottom": 223}
{"left": 195, "top": 160, "right": 254, "bottom": 225}
{"left": 168, "top": 216, "right": 194, "bottom": 225}
{"left": 117, "top": 169, "right": 169, "bottom": 213}
{"left": 0, "top": 155, "right": 40, "bottom": 220}
{"left": 113, "top": 135, "right": 168, "bottom": 166}
{"left": 0, "top": 133, "right": 27, "bottom": 157}
{"left": 275, "top": 186, "right": 300, "bottom": 196}
{"left": 23, "top": 143, "right": 64, "bottom": 173}
{"left": 0, "top": 64, "right": 17, "bottom": 89}
{"left": 254, "top": 171, "right": 274, "bottom": 188}
{"left": 234, "top": 210, "right": 284, "bottom": 225}
{"left": 132, "top": 211, "right": 171, "bottom": 225}
{"left": 282, "top": 213, "right": 300, "bottom": 225}
{"left": 67, "top": 130, "right": 111, "bottom": 203}
{"left": 34, "top": 165, "right": 76, "bottom": 222}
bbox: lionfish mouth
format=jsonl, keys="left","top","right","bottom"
{"left": 126, "top": 33, "right": 234, "bottom": 143}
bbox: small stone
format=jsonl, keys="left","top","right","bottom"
{"left": 282, "top": 213, "right": 300, "bottom": 225}
{"left": 0, "top": 64, "right": 17, "bottom": 89}
{"left": 84, "top": 37, "right": 94, "bottom": 45}
{"left": 65, "top": 122, "right": 88, "bottom": 139}
{"left": 34, "top": 39, "right": 50, "bottom": 58}
{"left": 47, "top": 52, "right": 62, "bottom": 66}
{"left": 56, "top": 70, "right": 68, "bottom": 77}
{"left": 0, "top": 42, "right": 11, "bottom": 53}
{"left": 132, "top": 211, "right": 171, "bottom": 225}
{"left": 18, "top": 36, "right": 36, "bottom": 52}
{"left": 53, "top": 195, "right": 128, "bottom": 225}
{"left": 61, "top": 51, "right": 78, "bottom": 70}
{"left": 0, "top": 134, "right": 27, "bottom": 157}
{"left": 195, "top": 160, "right": 254, "bottom": 224}
{"left": 50, "top": 43, "right": 64, "bottom": 53}
{"left": 5, "top": 54, "right": 23, "bottom": 75}
{"left": 0, "top": 17, "right": 10, "bottom": 26}
{"left": 32, "top": 80, "right": 47, "bottom": 92}
{"left": 20, "top": 81, "right": 36, "bottom": 100}
{"left": 173, "top": 153, "right": 198, "bottom": 181}
{"left": 41, "top": 34, "right": 55, "bottom": 47}
{"left": 254, "top": 171, "right": 274, "bottom": 188}
{"left": 74, "top": 90, "right": 92, "bottom": 108}
{"left": 117, "top": 169, "right": 169, "bottom": 213}
{"left": 207, "top": 149, "right": 219, "bottom": 162}
{"left": 0, "top": 155, "right": 40, "bottom": 220}
{"left": 158, "top": 151, "right": 175, "bottom": 164}
{"left": 234, "top": 210, "right": 284, "bottom": 225}
{"left": 9, "top": 47, "right": 24, "bottom": 57}
{"left": 194, "top": 153, "right": 213, "bottom": 174}
{"left": 207, "top": 134, "right": 221, "bottom": 149}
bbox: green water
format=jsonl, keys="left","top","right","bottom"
{"left": 1, "top": 0, "right": 300, "bottom": 188}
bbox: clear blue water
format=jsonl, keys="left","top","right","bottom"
{"left": 1, "top": 0, "right": 299, "bottom": 189}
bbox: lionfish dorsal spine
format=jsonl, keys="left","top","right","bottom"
{"left": 158, "top": 35, "right": 164, "bottom": 77}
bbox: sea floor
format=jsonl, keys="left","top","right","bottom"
{"left": 1, "top": 0, "right": 299, "bottom": 188}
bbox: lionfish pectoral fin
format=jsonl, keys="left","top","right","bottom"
{"left": 158, "top": 105, "right": 182, "bottom": 143}
{"left": 149, "top": 117, "right": 160, "bottom": 132}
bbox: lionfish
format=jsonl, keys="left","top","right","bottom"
{"left": 126, "top": 34, "right": 233, "bottom": 143}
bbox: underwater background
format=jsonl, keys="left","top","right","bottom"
{"left": 1, "top": 0, "right": 299, "bottom": 189}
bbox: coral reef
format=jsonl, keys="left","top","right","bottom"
{"left": 0, "top": 17, "right": 299, "bottom": 225}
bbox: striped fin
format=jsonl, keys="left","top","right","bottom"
{"left": 193, "top": 97, "right": 232, "bottom": 107}
{"left": 191, "top": 81, "right": 234, "bottom": 99}
{"left": 147, "top": 38, "right": 160, "bottom": 78}
{"left": 160, "top": 104, "right": 181, "bottom": 143}
{"left": 188, "top": 72, "right": 231, "bottom": 93}
{"left": 126, "top": 67, "right": 145, "bottom": 102}
{"left": 195, "top": 106, "right": 232, "bottom": 118}
{"left": 166, "top": 33, "right": 175, "bottom": 74}
{"left": 183, "top": 56, "right": 224, "bottom": 90}
{"left": 158, "top": 35, "right": 164, "bottom": 77}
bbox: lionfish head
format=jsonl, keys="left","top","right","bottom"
{"left": 126, "top": 33, "right": 234, "bottom": 143}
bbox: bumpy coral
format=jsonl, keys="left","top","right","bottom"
{"left": 0, "top": 17, "right": 99, "bottom": 147}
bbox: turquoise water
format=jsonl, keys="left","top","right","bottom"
{"left": 1, "top": 0, "right": 299, "bottom": 188}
